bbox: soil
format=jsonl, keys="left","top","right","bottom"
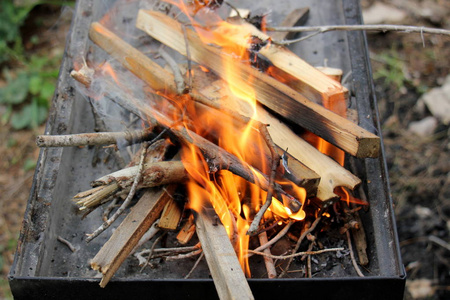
{"left": 0, "top": 1, "right": 448, "bottom": 299}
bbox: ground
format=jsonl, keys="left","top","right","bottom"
{"left": 0, "top": 1, "right": 448, "bottom": 299}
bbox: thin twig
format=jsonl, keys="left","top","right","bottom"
{"left": 87, "top": 97, "right": 127, "bottom": 168}
{"left": 159, "top": 48, "right": 187, "bottom": 94}
{"left": 140, "top": 232, "right": 166, "bottom": 271}
{"left": 132, "top": 220, "right": 161, "bottom": 254}
{"left": 400, "top": 235, "right": 450, "bottom": 252}
{"left": 279, "top": 217, "right": 322, "bottom": 278}
{"left": 165, "top": 249, "right": 202, "bottom": 261}
{"left": 182, "top": 25, "right": 192, "bottom": 91}
{"left": 102, "top": 197, "right": 119, "bottom": 221}
{"left": 184, "top": 252, "right": 205, "bottom": 279}
{"left": 247, "top": 221, "right": 294, "bottom": 257}
{"left": 224, "top": 0, "right": 242, "bottom": 19}
{"left": 267, "top": 24, "right": 450, "bottom": 45}
{"left": 258, "top": 231, "right": 277, "bottom": 278}
{"left": 307, "top": 254, "right": 312, "bottom": 278}
{"left": 346, "top": 230, "right": 364, "bottom": 277}
{"left": 247, "top": 124, "right": 282, "bottom": 235}
{"left": 248, "top": 247, "right": 344, "bottom": 260}
{"left": 57, "top": 236, "right": 77, "bottom": 253}
{"left": 86, "top": 142, "right": 150, "bottom": 243}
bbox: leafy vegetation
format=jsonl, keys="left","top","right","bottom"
{"left": 0, "top": 1, "right": 69, "bottom": 130}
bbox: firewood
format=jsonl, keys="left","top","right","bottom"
{"left": 316, "top": 66, "right": 343, "bottom": 82}
{"left": 195, "top": 208, "right": 254, "bottom": 300}
{"left": 196, "top": 79, "right": 360, "bottom": 201}
{"left": 258, "top": 231, "right": 277, "bottom": 278}
{"left": 254, "top": 107, "right": 361, "bottom": 201}
{"left": 351, "top": 207, "right": 369, "bottom": 266}
{"left": 91, "top": 161, "right": 189, "bottom": 189}
{"left": 269, "top": 7, "right": 310, "bottom": 41}
{"left": 91, "top": 185, "right": 176, "bottom": 287}
{"left": 136, "top": 10, "right": 380, "bottom": 158}
{"left": 190, "top": 93, "right": 320, "bottom": 196}
{"left": 158, "top": 197, "right": 182, "bottom": 230}
{"left": 212, "top": 13, "right": 348, "bottom": 104}
{"left": 36, "top": 129, "right": 154, "bottom": 147}
{"left": 210, "top": 16, "right": 348, "bottom": 102}
{"left": 176, "top": 213, "right": 196, "bottom": 245}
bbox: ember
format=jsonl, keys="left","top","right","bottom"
{"left": 10, "top": 0, "right": 405, "bottom": 299}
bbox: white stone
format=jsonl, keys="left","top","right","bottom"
{"left": 421, "top": 75, "right": 450, "bottom": 125}
{"left": 362, "top": 3, "right": 407, "bottom": 24}
{"left": 408, "top": 116, "right": 438, "bottom": 137}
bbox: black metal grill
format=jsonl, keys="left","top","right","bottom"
{"left": 9, "top": 0, "right": 405, "bottom": 299}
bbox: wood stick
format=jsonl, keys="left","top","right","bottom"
{"left": 255, "top": 107, "right": 361, "bottom": 201}
{"left": 258, "top": 231, "right": 277, "bottom": 278}
{"left": 195, "top": 78, "right": 358, "bottom": 200}
{"left": 87, "top": 142, "right": 151, "bottom": 242}
{"left": 88, "top": 23, "right": 300, "bottom": 210}
{"left": 266, "top": 24, "right": 450, "bottom": 45}
{"left": 346, "top": 230, "right": 364, "bottom": 277}
{"left": 248, "top": 247, "right": 344, "bottom": 260}
{"left": 136, "top": 11, "right": 380, "bottom": 158}
{"left": 210, "top": 16, "right": 348, "bottom": 102}
{"left": 36, "top": 129, "right": 153, "bottom": 147}
{"left": 195, "top": 208, "right": 254, "bottom": 300}
{"left": 192, "top": 79, "right": 320, "bottom": 196}
{"left": 351, "top": 206, "right": 369, "bottom": 266}
{"left": 279, "top": 217, "right": 321, "bottom": 278}
{"left": 91, "top": 185, "right": 176, "bottom": 287}
{"left": 247, "top": 221, "right": 293, "bottom": 257}
{"left": 269, "top": 7, "right": 310, "bottom": 41}
{"left": 158, "top": 197, "right": 182, "bottom": 230}
{"left": 177, "top": 213, "right": 196, "bottom": 245}
{"left": 132, "top": 220, "right": 160, "bottom": 254}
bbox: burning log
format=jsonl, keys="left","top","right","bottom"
{"left": 91, "top": 185, "right": 176, "bottom": 287}
{"left": 210, "top": 16, "right": 348, "bottom": 103}
{"left": 196, "top": 79, "right": 361, "bottom": 201}
{"left": 87, "top": 23, "right": 323, "bottom": 202}
{"left": 87, "top": 24, "right": 298, "bottom": 207}
{"left": 195, "top": 207, "right": 254, "bottom": 300}
{"left": 135, "top": 10, "right": 380, "bottom": 158}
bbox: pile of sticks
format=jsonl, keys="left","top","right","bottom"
{"left": 38, "top": 2, "right": 379, "bottom": 299}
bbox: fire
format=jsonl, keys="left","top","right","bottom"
{"left": 164, "top": 0, "right": 308, "bottom": 274}
{"left": 79, "top": 0, "right": 353, "bottom": 278}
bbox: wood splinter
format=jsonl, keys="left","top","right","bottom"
{"left": 91, "top": 185, "right": 176, "bottom": 288}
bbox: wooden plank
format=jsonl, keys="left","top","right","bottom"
{"left": 215, "top": 13, "right": 347, "bottom": 104}
{"left": 256, "top": 106, "right": 361, "bottom": 201}
{"left": 91, "top": 185, "right": 176, "bottom": 287}
{"left": 195, "top": 208, "right": 254, "bottom": 300}
{"left": 135, "top": 11, "right": 380, "bottom": 158}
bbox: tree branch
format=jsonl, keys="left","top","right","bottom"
{"left": 267, "top": 24, "right": 450, "bottom": 45}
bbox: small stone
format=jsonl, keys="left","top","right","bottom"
{"left": 362, "top": 3, "right": 407, "bottom": 24}
{"left": 421, "top": 75, "right": 450, "bottom": 125}
{"left": 408, "top": 116, "right": 438, "bottom": 137}
{"left": 406, "top": 279, "right": 436, "bottom": 299}
{"left": 414, "top": 205, "right": 432, "bottom": 219}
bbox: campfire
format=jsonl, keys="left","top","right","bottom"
{"left": 11, "top": 0, "right": 405, "bottom": 299}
